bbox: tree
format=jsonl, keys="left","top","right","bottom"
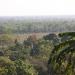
{"left": 26, "top": 35, "right": 39, "bottom": 56}
{"left": 0, "top": 26, "right": 6, "bottom": 34}
{"left": 37, "top": 39, "right": 53, "bottom": 60}
{"left": 0, "top": 56, "right": 17, "bottom": 75}
{"left": 48, "top": 32, "right": 75, "bottom": 75}
{"left": 43, "top": 33, "right": 60, "bottom": 45}
{"left": 15, "top": 59, "right": 38, "bottom": 75}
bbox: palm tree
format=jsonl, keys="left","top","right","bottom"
{"left": 48, "top": 32, "right": 75, "bottom": 75}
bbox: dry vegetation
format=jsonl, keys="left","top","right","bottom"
{"left": 11, "top": 33, "right": 49, "bottom": 42}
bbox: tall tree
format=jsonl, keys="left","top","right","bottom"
{"left": 48, "top": 32, "right": 75, "bottom": 75}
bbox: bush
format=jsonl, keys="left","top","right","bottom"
{"left": 15, "top": 59, "right": 38, "bottom": 75}
{"left": 0, "top": 56, "right": 17, "bottom": 75}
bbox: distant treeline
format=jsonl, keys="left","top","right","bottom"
{"left": 0, "top": 17, "right": 75, "bottom": 33}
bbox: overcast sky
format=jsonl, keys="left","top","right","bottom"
{"left": 0, "top": 0, "right": 75, "bottom": 16}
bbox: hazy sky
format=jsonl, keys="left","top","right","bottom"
{"left": 0, "top": 0, "right": 75, "bottom": 16}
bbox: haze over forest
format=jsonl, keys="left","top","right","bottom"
{"left": 0, "top": 16, "right": 75, "bottom": 34}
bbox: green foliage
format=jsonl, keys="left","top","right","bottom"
{"left": 0, "top": 56, "right": 17, "bottom": 75}
{"left": 59, "top": 32, "right": 75, "bottom": 42}
{"left": 48, "top": 32, "right": 75, "bottom": 75}
{"left": 15, "top": 59, "right": 38, "bottom": 75}
{"left": 43, "top": 33, "right": 60, "bottom": 45}
{"left": 37, "top": 39, "right": 53, "bottom": 60}
{"left": 0, "top": 57, "right": 38, "bottom": 75}
{"left": 30, "top": 43, "right": 39, "bottom": 56}
{"left": 2, "top": 32, "right": 75, "bottom": 75}
{"left": 23, "top": 40, "right": 31, "bottom": 48}
{"left": 9, "top": 45, "right": 30, "bottom": 60}
{"left": 59, "top": 32, "right": 75, "bottom": 37}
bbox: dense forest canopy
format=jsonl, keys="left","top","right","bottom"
{"left": 0, "top": 17, "right": 75, "bottom": 75}
{"left": 0, "top": 31, "right": 75, "bottom": 75}
{"left": 0, "top": 16, "right": 75, "bottom": 33}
